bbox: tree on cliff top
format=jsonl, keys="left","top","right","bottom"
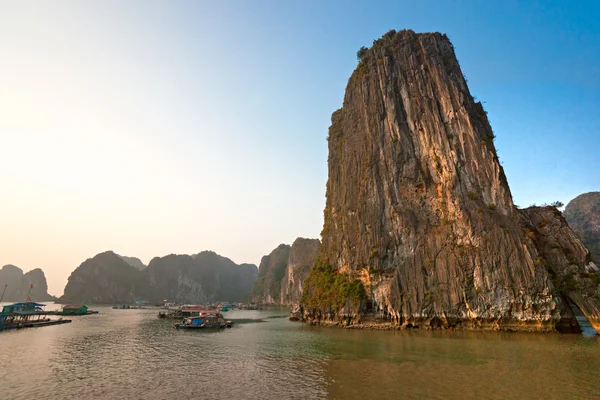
{"left": 356, "top": 46, "right": 368, "bottom": 61}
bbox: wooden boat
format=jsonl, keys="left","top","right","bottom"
{"left": 0, "top": 302, "right": 72, "bottom": 332}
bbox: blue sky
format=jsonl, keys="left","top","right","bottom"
{"left": 1, "top": 1, "right": 598, "bottom": 294}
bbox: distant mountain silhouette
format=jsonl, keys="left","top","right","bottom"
{"left": 58, "top": 250, "right": 258, "bottom": 304}
{"left": 0, "top": 264, "right": 56, "bottom": 302}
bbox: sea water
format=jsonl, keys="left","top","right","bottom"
{"left": 1, "top": 304, "right": 599, "bottom": 399}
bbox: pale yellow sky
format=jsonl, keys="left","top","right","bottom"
{"left": 0, "top": 2, "right": 326, "bottom": 295}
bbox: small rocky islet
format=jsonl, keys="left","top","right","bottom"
{"left": 257, "top": 29, "right": 600, "bottom": 334}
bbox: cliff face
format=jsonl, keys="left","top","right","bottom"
{"left": 59, "top": 250, "right": 258, "bottom": 304}
{"left": 252, "top": 244, "right": 291, "bottom": 304}
{"left": 0, "top": 265, "right": 56, "bottom": 302}
{"left": 302, "top": 29, "right": 600, "bottom": 332}
{"left": 564, "top": 192, "right": 600, "bottom": 264}
{"left": 280, "top": 238, "right": 321, "bottom": 305}
{"left": 251, "top": 239, "right": 321, "bottom": 305}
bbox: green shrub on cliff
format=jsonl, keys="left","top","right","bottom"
{"left": 300, "top": 261, "right": 366, "bottom": 311}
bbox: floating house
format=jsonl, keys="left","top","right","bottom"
{"left": 61, "top": 305, "right": 89, "bottom": 316}
{"left": 173, "top": 313, "right": 232, "bottom": 329}
{"left": 0, "top": 302, "right": 71, "bottom": 331}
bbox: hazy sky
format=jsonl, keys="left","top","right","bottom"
{"left": 1, "top": 1, "right": 599, "bottom": 296}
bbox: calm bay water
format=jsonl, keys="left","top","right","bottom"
{"left": 1, "top": 303, "right": 600, "bottom": 399}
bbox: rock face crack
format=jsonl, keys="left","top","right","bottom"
{"left": 302, "top": 29, "right": 600, "bottom": 333}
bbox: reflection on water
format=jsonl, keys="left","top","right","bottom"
{"left": 1, "top": 303, "right": 599, "bottom": 399}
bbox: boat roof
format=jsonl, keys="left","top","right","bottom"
{"left": 9, "top": 302, "right": 46, "bottom": 307}
{"left": 62, "top": 304, "right": 84, "bottom": 309}
{"left": 12, "top": 311, "right": 48, "bottom": 315}
{"left": 180, "top": 305, "right": 206, "bottom": 310}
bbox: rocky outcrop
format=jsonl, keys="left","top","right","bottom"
{"left": 299, "top": 29, "right": 600, "bottom": 333}
{"left": 564, "top": 192, "right": 600, "bottom": 264}
{"left": 145, "top": 251, "right": 258, "bottom": 303}
{"left": 0, "top": 265, "right": 56, "bottom": 302}
{"left": 280, "top": 238, "right": 321, "bottom": 305}
{"left": 119, "top": 256, "right": 147, "bottom": 271}
{"left": 58, "top": 251, "right": 141, "bottom": 304}
{"left": 59, "top": 250, "right": 258, "bottom": 304}
{"left": 252, "top": 244, "right": 291, "bottom": 304}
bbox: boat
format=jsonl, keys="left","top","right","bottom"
{"left": 173, "top": 312, "right": 228, "bottom": 329}
{"left": 0, "top": 302, "right": 72, "bottom": 331}
{"left": 49, "top": 304, "right": 99, "bottom": 316}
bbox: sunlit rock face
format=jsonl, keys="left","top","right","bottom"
{"left": 309, "top": 29, "right": 600, "bottom": 332}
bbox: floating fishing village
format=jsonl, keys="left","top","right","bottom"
{"left": 0, "top": 282, "right": 259, "bottom": 332}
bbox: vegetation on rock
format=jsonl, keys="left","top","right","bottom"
{"left": 300, "top": 260, "right": 366, "bottom": 312}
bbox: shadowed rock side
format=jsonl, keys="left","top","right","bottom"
{"left": 280, "top": 238, "right": 321, "bottom": 305}
{"left": 299, "top": 29, "right": 600, "bottom": 333}
{"left": 0, "top": 265, "right": 56, "bottom": 301}
{"left": 146, "top": 251, "right": 258, "bottom": 303}
{"left": 564, "top": 192, "right": 600, "bottom": 264}
{"left": 59, "top": 250, "right": 258, "bottom": 304}
{"left": 58, "top": 251, "right": 142, "bottom": 304}
{"left": 252, "top": 244, "right": 291, "bottom": 304}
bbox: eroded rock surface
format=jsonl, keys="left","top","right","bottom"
{"left": 300, "top": 29, "right": 600, "bottom": 333}
{"left": 252, "top": 239, "right": 321, "bottom": 305}
{"left": 252, "top": 244, "right": 291, "bottom": 304}
{"left": 280, "top": 238, "right": 321, "bottom": 305}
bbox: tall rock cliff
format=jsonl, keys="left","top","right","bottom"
{"left": 301, "top": 29, "right": 600, "bottom": 333}
{"left": 59, "top": 250, "right": 258, "bottom": 304}
{"left": 564, "top": 192, "right": 600, "bottom": 264}
{"left": 252, "top": 244, "right": 291, "bottom": 304}
{"left": 0, "top": 264, "right": 56, "bottom": 302}
{"left": 252, "top": 239, "right": 321, "bottom": 305}
{"left": 280, "top": 238, "right": 321, "bottom": 305}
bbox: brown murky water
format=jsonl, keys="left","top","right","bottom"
{"left": 1, "top": 304, "right": 599, "bottom": 399}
